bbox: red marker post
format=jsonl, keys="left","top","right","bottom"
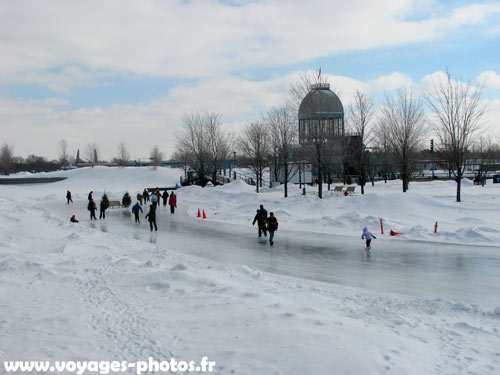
{"left": 380, "top": 218, "right": 384, "bottom": 234}
{"left": 434, "top": 222, "right": 438, "bottom": 233}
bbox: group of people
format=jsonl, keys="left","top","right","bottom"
{"left": 252, "top": 204, "right": 278, "bottom": 246}
{"left": 84, "top": 190, "right": 111, "bottom": 220}
{"left": 130, "top": 202, "right": 158, "bottom": 231}
{"left": 137, "top": 188, "right": 177, "bottom": 213}
{"left": 68, "top": 189, "right": 178, "bottom": 231}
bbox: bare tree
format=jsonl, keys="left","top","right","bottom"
{"left": 377, "top": 87, "right": 426, "bottom": 192}
{"left": 347, "top": 90, "right": 375, "bottom": 194}
{"left": 83, "top": 142, "right": 100, "bottom": 167}
{"left": 204, "top": 112, "right": 232, "bottom": 184}
{"left": 424, "top": 71, "right": 486, "bottom": 202}
{"left": 373, "top": 125, "right": 394, "bottom": 183}
{"left": 116, "top": 142, "right": 130, "bottom": 167}
{"left": 287, "top": 70, "right": 331, "bottom": 114}
{"left": 58, "top": 139, "right": 70, "bottom": 167}
{"left": 176, "top": 111, "right": 210, "bottom": 180}
{"left": 0, "top": 143, "right": 15, "bottom": 175}
{"left": 171, "top": 148, "right": 194, "bottom": 179}
{"left": 265, "top": 105, "right": 298, "bottom": 198}
{"left": 238, "top": 121, "right": 270, "bottom": 193}
{"left": 472, "top": 137, "right": 499, "bottom": 186}
{"left": 150, "top": 145, "right": 164, "bottom": 170}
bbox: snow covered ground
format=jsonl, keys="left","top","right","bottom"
{"left": 1, "top": 166, "right": 499, "bottom": 375}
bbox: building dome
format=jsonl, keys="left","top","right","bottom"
{"left": 298, "top": 83, "right": 345, "bottom": 145}
{"left": 298, "top": 84, "right": 344, "bottom": 118}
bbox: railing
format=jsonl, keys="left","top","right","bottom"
{"left": 217, "top": 169, "right": 270, "bottom": 187}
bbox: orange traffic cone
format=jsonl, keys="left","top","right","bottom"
{"left": 390, "top": 230, "right": 403, "bottom": 236}
{"left": 202, "top": 210, "right": 207, "bottom": 219}
{"left": 197, "top": 208, "right": 201, "bottom": 217}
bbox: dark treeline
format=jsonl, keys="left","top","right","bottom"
{"left": 7, "top": 155, "right": 61, "bottom": 174}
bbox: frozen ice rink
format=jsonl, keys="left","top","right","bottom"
{"left": 52, "top": 201, "right": 500, "bottom": 307}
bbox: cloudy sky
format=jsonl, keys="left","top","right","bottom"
{"left": 1, "top": 0, "right": 500, "bottom": 161}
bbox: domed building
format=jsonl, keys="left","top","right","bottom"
{"left": 270, "top": 82, "right": 360, "bottom": 187}
{"left": 298, "top": 83, "right": 345, "bottom": 145}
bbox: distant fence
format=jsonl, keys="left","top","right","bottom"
{"left": 0, "top": 177, "right": 67, "bottom": 185}
{"left": 218, "top": 169, "right": 268, "bottom": 186}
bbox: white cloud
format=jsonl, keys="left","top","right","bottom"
{"left": 0, "top": 74, "right": 294, "bottom": 160}
{"left": 478, "top": 71, "right": 500, "bottom": 90}
{"left": 369, "top": 72, "right": 413, "bottom": 93}
{"left": 8, "top": 68, "right": 491, "bottom": 160}
{"left": 482, "top": 98, "right": 500, "bottom": 137}
{"left": 1, "top": 0, "right": 499, "bottom": 92}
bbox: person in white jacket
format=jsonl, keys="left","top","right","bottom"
{"left": 361, "top": 227, "right": 376, "bottom": 249}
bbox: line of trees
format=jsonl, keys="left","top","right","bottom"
{"left": 0, "top": 139, "right": 169, "bottom": 174}
{"left": 174, "top": 111, "right": 233, "bottom": 185}
{"left": 1, "top": 71, "right": 494, "bottom": 203}
{"left": 170, "top": 71, "right": 492, "bottom": 202}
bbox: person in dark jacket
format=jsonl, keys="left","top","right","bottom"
{"left": 162, "top": 191, "right": 168, "bottom": 207}
{"left": 88, "top": 191, "right": 93, "bottom": 201}
{"left": 145, "top": 204, "right": 157, "bottom": 231}
{"left": 252, "top": 209, "right": 267, "bottom": 237}
{"left": 99, "top": 193, "right": 110, "bottom": 219}
{"left": 131, "top": 202, "right": 143, "bottom": 223}
{"left": 143, "top": 189, "right": 149, "bottom": 203}
{"left": 168, "top": 192, "right": 177, "bottom": 214}
{"left": 259, "top": 204, "right": 268, "bottom": 220}
{"left": 88, "top": 199, "right": 97, "bottom": 220}
{"left": 66, "top": 190, "right": 73, "bottom": 204}
{"left": 266, "top": 212, "right": 278, "bottom": 245}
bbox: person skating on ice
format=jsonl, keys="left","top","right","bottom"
{"left": 145, "top": 204, "right": 157, "bottom": 231}
{"left": 361, "top": 227, "right": 376, "bottom": 249}
{"left": 132, "top": 201, "right": 143, "bottom": 223}
{"left": 266, "top": 212, "right": 278, "bottom": 246}
{"left": 88, "top": 199, "right": 97, "bottom": 220}
{"left": 168, "top": 192, "right": 177, "bottom": 214}
{"left": 252, "top": 208, "right": 267, "bottom": 237}
{"left": 66, "top": 190, "right": 73, "bottom": 204}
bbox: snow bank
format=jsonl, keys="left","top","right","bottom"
{"left": 0, "top": 196, "right": 499, "bottom": 374}
{"left": 2, "top": 167, "right": 500, "bottom": 247}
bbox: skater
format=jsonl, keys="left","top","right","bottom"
{"left": 143, "top": 189, "right": 149, "bottom": 203}
{"left": 66, "top": 190, "right": 73, "bottom": 204}
{"left": 361, "top": 227, "right": 376, "bottom": 249}
{"left": 145, "top": 204, "right": 157, "bottom": 231}
{"left": 88, "top": 191, "right": 93, "bottom": 201}
{"left": 131, "top": 201, "right": 143, "bottom": 223}
{"left": 99, "top": 193, "right": 109, "bottom": 219}
{"left": 151, "top": 193, "right": 158, "bottom": 208}
{"left": 266, "top": 212, "right": 278, "bottom": 245}
{"left": 252, "top": 209, "right": 267, "bottom": 237}
{"left": 259, "top": 204, "right": 268, "bottom": 221}
{"left": 70, "top": 214, "right": 79, "bottom": 223}
{"left": 88, "top": 199, "right": 97, "bottom": 220}
{"left": 162, "top": 190, "right": 168, "bottom": 207}
{"left": 137, "top": 193, "right": 143, "bottom": 205}
{"left": 168, "top": 192, "right": 177, "bottom": 214}
{"left": 155, "top": 189, "right": 162, "bottom": 207}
